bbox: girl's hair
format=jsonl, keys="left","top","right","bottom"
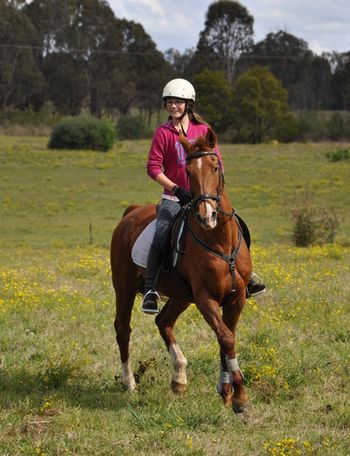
{"left": 166, "top": 101, "right": 212, "bottom": 128}
{"left": 188, "top": 108, "right": 211, "bottom": 128}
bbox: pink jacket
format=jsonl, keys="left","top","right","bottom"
{"left": 147, "top": 120, "right": 223, "bottom": 195}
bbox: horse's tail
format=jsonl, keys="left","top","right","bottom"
{"left": 122, "top": 204, "right": 142, "bottom": 218}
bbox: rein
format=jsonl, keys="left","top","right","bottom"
{"left": 183, "top": 150, "right": 242, "bottom": 292}
{"left": 186, "top": 219, "right": 242, "bottom": 293}
{"left": 186, "top": 150, "right": 224, "bottom": 211}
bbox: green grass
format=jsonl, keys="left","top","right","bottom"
{"left": 0, "top": 135, "right": 349, "bottom": 455}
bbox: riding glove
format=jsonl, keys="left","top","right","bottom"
{"left": 173, "top": 186, "right": 192, "bottom": 206}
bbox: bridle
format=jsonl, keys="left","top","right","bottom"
{"left": 182, "top": 150, "right": 242, "bottom": 292}
{"left": 186, "top": 150, "right": 223, "bottom": 215}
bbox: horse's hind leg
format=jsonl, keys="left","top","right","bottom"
{"left": 155, "top": 298, "right": 190, "bottom": 394}
{"left": 113, "top": 274, "right": 138, "bottom": 392}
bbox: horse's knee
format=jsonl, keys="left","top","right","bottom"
{"left": 218, "top": 331, "right": 234, "bottom": 355}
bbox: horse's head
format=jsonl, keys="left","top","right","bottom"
{"left": 180, "top": 128, "right": 223, "bottom": 229}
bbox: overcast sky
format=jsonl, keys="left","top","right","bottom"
{"left": 109, "top": 0, "right": 350, "bottom": 55}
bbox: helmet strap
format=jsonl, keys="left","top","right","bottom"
{"left": 180, "top": 123, "right": 187, "bottom": 137}
{"left": 179, "top": 101, "right": 189, "bottom": 119}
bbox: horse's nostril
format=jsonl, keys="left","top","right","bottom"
{"left": 211, "top": 211, "right": 217, "bottom": 219}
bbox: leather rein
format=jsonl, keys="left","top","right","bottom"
{"left": 183, "top": 150, "right": 242, "bottom": 292}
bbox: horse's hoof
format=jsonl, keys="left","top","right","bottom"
{"left": 232, "top": 398, "right": 251, "bottom": 414}
{"left": 216, "top": 383, "right": 233, "bottom": 407}
{"left": 223, "top": 395, "right": 233, "bottom": 408}
{"left": 171, "top": 380, "right": 188, "bottom": 394}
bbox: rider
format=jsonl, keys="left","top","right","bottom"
{"left": 141, "top": 78, "right": 265, "bottom": 314}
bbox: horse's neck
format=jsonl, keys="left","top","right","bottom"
{"left": 218, "top": 191, "right": 236, "bottom": 240}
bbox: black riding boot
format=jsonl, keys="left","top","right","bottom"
{"left": 141, "top": 244, "right": 163, "bottom": 314}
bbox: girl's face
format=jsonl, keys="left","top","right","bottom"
{"left": 165, "top": 99, "right": 186, "bottom": 119}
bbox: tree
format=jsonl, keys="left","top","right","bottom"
{"left": 242, "top": 30, "right": 332, "bottom": 110}
{"left": 119, "top": 19, "right": 172, "bottom": 120}
{"left": 43, "top": 53, "right": 89, "bottom": 115}
{"left": 331, "top": 52, "right": 350, "bottom": 110}
{"left": 232, "top": 65, "right": 288, "bottom": 143}
{"left": 306, "top": 55, "right": 332, "bottom": 110}
{"left": 0, "top": 0, "right": 46, "bottom": 108}
{"left": 24, "top": 0, "right": 170, "bottom": 117}
{"left": 193, "top": 1, "right": 254, "bottom": 86}
{"left": 164, "top": 48, "right": 194, "bottom": 78}
{"left": 193, "top": 69, "right": 234, "bottom": 133}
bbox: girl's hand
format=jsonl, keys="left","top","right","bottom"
{"left": 173, "top": 186, "right": 192, "bottom": 205}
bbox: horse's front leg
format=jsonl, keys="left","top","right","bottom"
{"left": 221, "top": 291, "right": 248, "bottom": 413}
{"left": 155, "top": 298, "right": 190, "bottom": 394}
{"left": 196, "top": 293, "right": 249, "bottom": 413}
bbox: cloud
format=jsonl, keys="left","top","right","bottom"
{"left": 110, "top": 0, "right": 350, "bottom": 54}
{"left": 246, "top": 0, "right": 350, "bottom": 52}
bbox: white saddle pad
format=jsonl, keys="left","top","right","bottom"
{"left": 131, "top": 219, "right": 156, "bottom": 267}
{"left": 131, "top": 218, "right": 185, "bottom": 268}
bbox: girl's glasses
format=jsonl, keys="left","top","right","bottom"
{"left": 166, "top": 99, "right": 185, "bottom": 106}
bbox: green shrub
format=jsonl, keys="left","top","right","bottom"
{"left": 48, "top": 115, "right": 115, "bottom": 152}
{"left": 325, "top": 148, "right": 350, "bottom": 162}
{"left": 0, "top": 102, "right": 61, "bottom": 128}
{"left": 293, "top": 206, "right": 339, "bottom": 247}
{"left": 326, "top": 112, "right": 350, "bottom": 140}
{"left": 117, "top": 115, "right": 152, "bottom": 140}
{"left": 274, "top": 113, "right": 304, "bottom": 142}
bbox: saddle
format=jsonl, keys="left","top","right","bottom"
{"left": 131, "top": 208, "right": 251, "bottom": 271}
{"left": 131, "top": 208, "right": 188, "bottom": 271}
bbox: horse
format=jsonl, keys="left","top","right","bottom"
{"left": 110, "top": 128, "right": 252, "bottom": 413}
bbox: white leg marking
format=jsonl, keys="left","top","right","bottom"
{"left": 226, "top": 356, "right": 245, "bottom": 381}
{"left": 216, "top": 362, "right": 232, "bottom": 394}
{"left": 169, "top": 344, "right": 188, "bottom": 385}
{"left": 122, "top": 359, "right": 137, "bottom": 392}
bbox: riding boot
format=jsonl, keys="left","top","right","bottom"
{"left": 141, "top": 244, "right": 163, "bottom": 314}
{"left": 246, "top": 273, "right": 266, "bottom": 298}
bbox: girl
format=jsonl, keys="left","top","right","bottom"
{"left": 142, "top": 78, "right": 265, "bottom": 314}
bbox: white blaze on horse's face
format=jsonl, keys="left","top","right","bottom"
{"left": 188, "top": 154, "right": 220, "bottom": 230}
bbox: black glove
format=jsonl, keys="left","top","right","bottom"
{"left": 173, "top": 186, "right": 192, "bottom": 206}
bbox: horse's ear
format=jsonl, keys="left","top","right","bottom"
{"left": 179, "top": 132, "right": 191, "bottom": 153}
{"left": 206, "top": 127, "right": 217, "bottom": 149}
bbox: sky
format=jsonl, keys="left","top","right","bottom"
{"left": 109, "top": 0, "right": 350, "bottom": 55}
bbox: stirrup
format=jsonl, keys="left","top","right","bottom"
{"left": 141, "top": 290, "right": 161, "bottom": 314}
{"left": 246, "top": 273, "right": 266, "bottom": 298}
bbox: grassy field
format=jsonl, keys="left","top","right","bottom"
{"left": 0, "top": 135, "right": 349, "bottom": 455}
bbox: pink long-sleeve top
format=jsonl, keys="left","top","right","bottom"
{"left": 146, "top": 120, "right": 223, "bottom": 196}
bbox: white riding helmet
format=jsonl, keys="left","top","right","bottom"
{"left": 162, "top": 78, "right": 196, "bottom": 102}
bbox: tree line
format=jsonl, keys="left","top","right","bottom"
{"left": 1, "top": 0, "right": 350, "bottom": 135}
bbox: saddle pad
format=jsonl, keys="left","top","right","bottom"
{"left": 131, "top": 219, "right": 156, "bottom": 267}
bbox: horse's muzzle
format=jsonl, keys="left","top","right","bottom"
{"left": 197, "top": 206, "right": 218, "bottom": 229}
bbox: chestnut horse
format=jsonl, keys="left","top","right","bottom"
{"left": 110, "top": 128, "right": 252, "bottom": 413}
